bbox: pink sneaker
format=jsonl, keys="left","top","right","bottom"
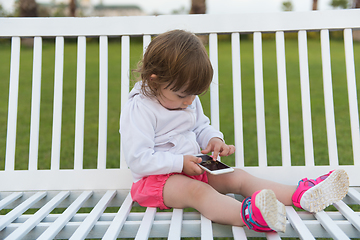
{"left": 241, "top": 189, "right": 286, "bottom": 233}
{"left": 292, "top": 169, "right": 349, "bottom": 212}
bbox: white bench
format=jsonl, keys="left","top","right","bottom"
{"left": 0, "top": 9, "right": 360, "bottom": 239}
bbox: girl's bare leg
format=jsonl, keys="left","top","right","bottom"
{"left": 163, "top": 174, "right": 244, "bottom": 226}
{"left": 207, "top": 168, "right": 297, "bottom": 206}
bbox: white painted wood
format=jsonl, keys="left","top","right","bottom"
{"left": 232, "top": 226, "right": 247, "bottom": 240}
{"left": 37, "top": 191, "right": 93, "bottom": 240}
{"left": 28, "top": 37, "right": 42, "bottom": 171}
{"left": 5, "top": 37, "right": 20, "bottom": 171}
{"left": 254, "top": 32, "right": 267, "bottom": 167}
{"left": 0, "top": 10, "right": 360, "bottom": 240}
{"left": 69, "top": 190, "right": 116, "bottom": 240}
{"left": 298, "top": 30, "right": 315, "bottom": 167}
{"left": 344, "top": 29, "right": 360, "bottom": 166}
{"left": 333, "top": 200, "right": 360, "bottom": 232}
{"left": 51, "top": 36, "right": 65, "bottom": 170}
{"left": 4, "top": 191, "right": 69, "bottom": 240}
{"left": 0, "top": 169, "right": 133, "bottom": 191}
{"left": 168, "top": 208, "right": 183, "bottom": 239}
{"left": 266, "top": 232, "right": 281, "bottom": 240}
{"left": 0, "top": 192, "right": 23, "bottom": 211}
{"left": 120, "top": 35, "right": 130, "bottom": 170}
{"left": 201, "top": 214, "right": 213, "bottom": 239}
{"left": 143, "top": 34, "right": 151, "bottom": 54}
{"left": 135, "top": 207, "right": 156, "bottom": 240}
{"left": 347, "top": 188, "right": 360, "bottom": 204}
{"left": 320, "top": 29, "right": 339, "bottom": 167}
{"left": 97, "top": 36, "right": 108, "bottom": 170}
{"left": 285, "top": 206, "right": 315, "bottom": 240}
{"left": 74, "top": 36, "right": 87, "bottom": 170}
{"left": 231, "top": 32, "right": 244, "bottom": 168}
{"left": 0, "top": 192, "right": 46, "bottom": 231}
{"left": 209, "top": 33, "right": 220, "bottom": 131}
{"left": 276, "top": 31, "right": 291, "bottom": 167}
{"left": 1, "top": 10, "right": 359, "bottom": 37}
{"left": 315, "top": 211, "right": 350, "bottom": 240}
{"left": 102, "top": 193, "right": 133, "bottom": 240}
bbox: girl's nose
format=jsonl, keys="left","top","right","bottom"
{"left": 183, "top": 95, "right": 195, "bottom": 105}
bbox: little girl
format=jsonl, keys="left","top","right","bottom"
{"left": 120, "top": 29, "right": 349, "bottom": 233}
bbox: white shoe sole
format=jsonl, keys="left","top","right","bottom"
{"left": 300, "top": 169, "right": 349, "bottom": 213}
{"left": 255, "top": 189, "right": 286, "bottom": 233}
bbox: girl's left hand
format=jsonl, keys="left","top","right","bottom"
{"left": 201, "top": 137, "right": 235, "bottom": 160}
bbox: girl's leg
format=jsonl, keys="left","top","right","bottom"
{"left": 207, "top": 168, "right": 297, "bottom": 206}
{"left": 163, "top": 174, "right": 244, "bottom": 226}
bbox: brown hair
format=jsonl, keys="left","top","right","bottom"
{"left": 135, "top": 30, "right": 213, "bottom": 97}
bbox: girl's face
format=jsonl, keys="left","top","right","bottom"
{"left": 157, "top": 84, "right": 196, "bottom": 111}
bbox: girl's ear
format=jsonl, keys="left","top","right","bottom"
{"left": 150, "top": 74, "right": 157, "bottom": 80}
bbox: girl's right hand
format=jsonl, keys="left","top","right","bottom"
{"left": 183, "top": 155, "right": 204, "bottom": 176}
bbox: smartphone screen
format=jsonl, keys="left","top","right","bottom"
{"left": 198, "top": 155, "right": 231, "bottom": 171}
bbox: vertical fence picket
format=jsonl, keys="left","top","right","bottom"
{"left": 74, "top": 36, "right": 87, "bottom": 170}
{"left": 51, "top": 36, "right": 64, "bottom": 170}
{"left": 97, "top": 36, "right": 108, "bottom": 170}
{"left": 298, "top": 30, "right": 315, "bottom": 167}
{"left": 28, "top": 37, "right": 43, "bottom": 171}
{"left": 253, "top": 32, "right": 267, "bottom": 167}
{"left": 5, "top": 37, "right": 21, "bottom": 171}
{"left": 231, "top": 33, "right": 244, "bottom": 168}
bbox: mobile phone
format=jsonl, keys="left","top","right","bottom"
{"left": 196, "top": 154, "right": 234, "bottom": 175}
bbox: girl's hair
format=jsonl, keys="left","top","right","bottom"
{"left": 135, "top": 29, "right": 213, "bottom": 97}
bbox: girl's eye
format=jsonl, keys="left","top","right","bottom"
{"left": 177, "top": 95, "right": 186, "bottom": 99}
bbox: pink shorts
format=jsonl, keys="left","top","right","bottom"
{"left": 131, "top": 172, "right": 208, "bottom": 210}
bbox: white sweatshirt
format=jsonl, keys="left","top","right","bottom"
{"left": 120, "top": 82, "right": 223, "bottom": 182}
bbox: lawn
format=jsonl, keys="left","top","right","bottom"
{"left": 0, "top": 35, "right": 359, "bottom": 171}
{"left": 0, "top": 34, "right": 360, "bottom": 240}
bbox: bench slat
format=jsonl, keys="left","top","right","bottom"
{"left": 51, "top": 36, "right": 65, "bottom": 171}
{"left": 28, "top": 37, "right": 43, "bottom": 171}
{"left": 97, "top": 35, "right": 109, "bottom": 170}
{"left": 135, "top": 207, "right": 157, "bottom": 240}
{"left": 276, "top": 31, "right": 291, "bottom": 167}
{"left": 265, "top": 232, "right": 281, "bottom": 240}
{"left": 344, "top": 29, "right": 360, "bottom": 165}
{"left": 0, "top": 192, "right": 47, "bottom": 231}
{"left": 285, "top": 206, "right": 315, "bottom": 240}
{"left": 232, "top": 225, "right": 246, "bottom": 240}
{"left": 74, "top": 36, "right": 87, "bottom": 170}
{"left": 201, "top": 214, "right": 214, "bottom": 239}
{"left": 231, "top": 32, "right": 244, "bottom": 168}
{"left": 120, "top": 35, "right": 130, "bottom": 170}
{"left": 69, "top": 190, "right": 116, "bottom": 239}
{"left": 0, "top": 192, "right": 23, "bottom": 211}
{"left": 168, "top": 208, "right": 183, "bottom": 239}
{"left": 320, "top": 29, "right": 339, "bottom": 167}
{"left": 298, "top": 30, "right": 315, "bottom": 167}
{"left": 333, "top": 200, "right": 360, "bottom": 232}
{"left": 5, "top": 37, "right": 21, "bottom": 171}
{"left": 143, "top": 35, "right": 151, "bottom": 53}
{"left": 4, "top": 191, "right": 69, "bottom": 240}
{"left": 37, "top": 191, "right": 93, "bottom": 240}
{"left": 209, "top": 33, "right": 220, "bottom": 131}
{"left": 253, "top": 32, "right": 267, "bottom": 167}
{"left": 315, "top": 211, "right": 350, "bottom": 240}
{"left": 102, "top": 193, "right": 133, "bottom": 240}
{"left": 347, "top": 188, "right": 360, "bottom": 204}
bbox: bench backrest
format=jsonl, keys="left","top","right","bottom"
{"left": 0, "top": 9, "right": 359, "bottom": 192}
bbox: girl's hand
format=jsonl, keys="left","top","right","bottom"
{"left": 201, "top": 137, "right": 236, "bottom": 160}
{"left": 183, "top": 155, "right": 204, "bottom": 176}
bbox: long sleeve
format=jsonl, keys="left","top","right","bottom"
{"left": 120, "top": 95, "right": 184, "bottom": 182}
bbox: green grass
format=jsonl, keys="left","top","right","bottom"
{"left": 0, "top": 36, "right": 360, "bottom": 171}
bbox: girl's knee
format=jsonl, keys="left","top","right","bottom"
{"left": 163, "top": 175, "right": 214, "bottom": 208}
